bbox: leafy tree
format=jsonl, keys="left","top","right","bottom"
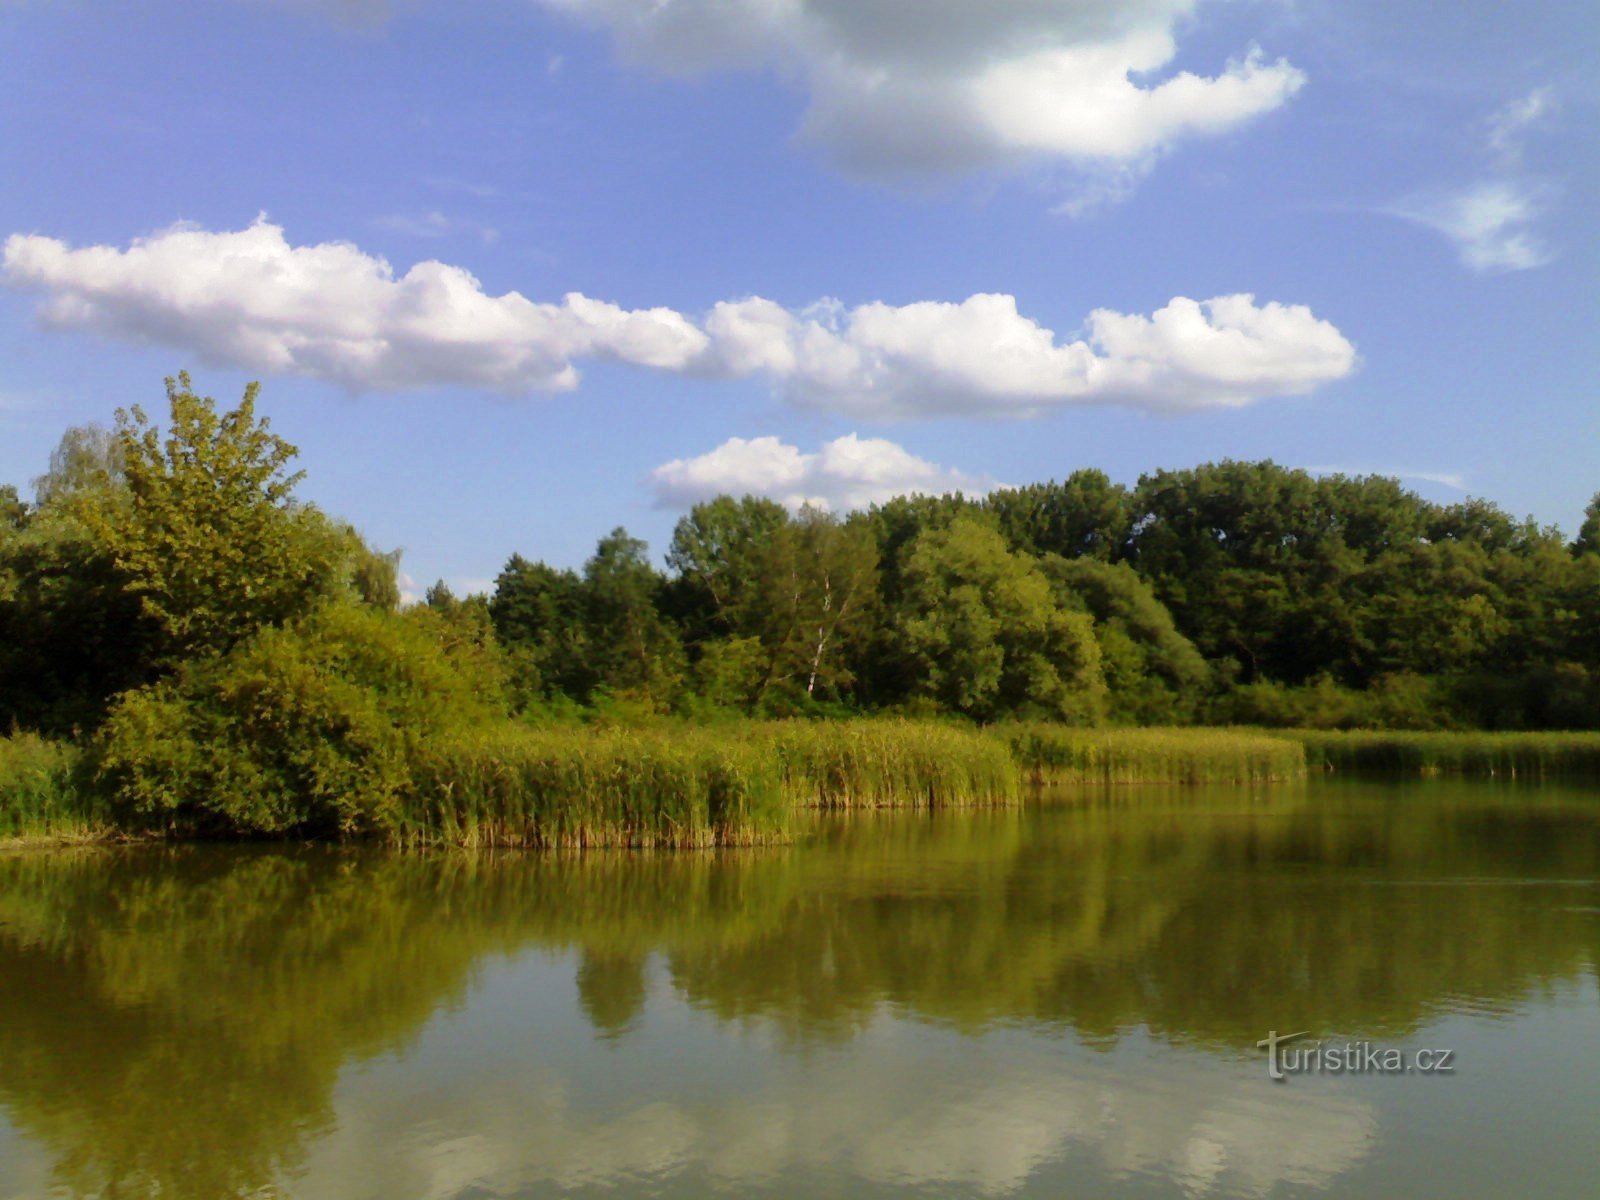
{"left": 0, "top": 485, "right": 27, "bottom": 532}
{"left": 896, "top": 516, "right": 1104, "bottom": 722}
{"left": 489, "top": 554, "right": 593, "bottom": 702}
{"left": 985, "top": 470, "right": 1132, "bottom": 562}
{"left": 581, "top": 529, "right": 686, "bottom": 709}
{"left": 1041, "top": 556, "right": 1210, "bottom": 723}
{"left": 82, "top": 373, "right": 344, "bottom": 664}
{"left": 32, "top": 424, "right": 123, "bottom": 509}
{"left": 95, "top": 603, "right": 504, "bottom": 836}
{"left": 664, "top": 495, "right": 789, "bottom": 642}
{"left": 1575, "top": 494, "right": 1600, "bottom": 558}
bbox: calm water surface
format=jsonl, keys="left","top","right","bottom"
{"left": 1, "top": 778, "right": 1597, "bottom": 1199}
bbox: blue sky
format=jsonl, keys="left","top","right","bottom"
{"left": 1, "top": 0, "right": 1595, "bottom": 594}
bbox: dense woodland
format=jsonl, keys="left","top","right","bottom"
{"left": 3, "top": 376, "right": 1599, "bottom": 751}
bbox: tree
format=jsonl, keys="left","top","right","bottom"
{"left": 896, "top": 517, "right": 1104, "bottom": 722}
{"left": 1575, "top": 494, "right": 1600, "bottom": 558}
{"left": 985, "top": 470, "right": 1132, "bottom": 562}
{"left": 82, "top": 373, "right": 343, "bottom": 664}
{"left": 32, "top": 424, "right": 123, "bottom": 509}
{"left": 664, "top": 495, "right": 790, "bottom": 641}
{"left": 747, "top": 506, "right": 879, "bottom": 707}
{"left": 582, "top": 529, "right": 685, "bottom": 708}
{"left": 1041, "top": 555, "right": 1210, "bottom": 723}
{"left": 0, "top": 485, "right": 27, "bottom": 532}
{"left": 489, "top": 554, "right": 593, "bottom": 702}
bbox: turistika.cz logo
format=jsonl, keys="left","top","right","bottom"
{"left": 1256, "top": 1030, "right": 1456, "bottom": 1081}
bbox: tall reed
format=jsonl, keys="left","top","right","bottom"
{"left": 758, "top": 718, "right": 1021, "bottom": 808}
{"left": 0, "top": 735, "right": 106, "bottom": 841}
{"left": 1292, "top": 730, "right": 1600, "bottom": 777}
{"left": 405, "top": 724, "right": 790, "bottom": 848}
{"left": 1003, "top": 724, "right": 1307, "bottom": 786}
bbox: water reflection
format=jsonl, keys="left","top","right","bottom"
{"left": 0, "top": 780, "right": 1595, "bottom": 1198}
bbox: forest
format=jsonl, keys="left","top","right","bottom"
{"left": 1, "top": 376, "right": 1597, "bottom": 842}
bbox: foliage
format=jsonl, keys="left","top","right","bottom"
{"left": 81, "top": 373, "right": 345, "bottom": 664}
{"left": 1041, "top": 555, "right": 1211, "bottom": 723}
{"left": 94, "top": 603, "right": 506, "bottom": 836}
{"left": 896, "top": 516, "right": 1105, "bottom": 722}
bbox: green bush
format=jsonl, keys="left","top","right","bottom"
{"left": 95, "top": 603, "right": 505, "bottom": 836}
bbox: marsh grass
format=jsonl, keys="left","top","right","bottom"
{"left": 406, "top": 724, "right": 791, "bottom": 848}
{"left": 1003, "top": 724, "right": 1307, "bottom": 786}
{"left": 1291, "top": 730, "right": 1600, "bottom": 777}
{"left": 0, "top": 735, "right": 108, "bottom": 842}
{"left": 760, "top": 719, "right": 1021, "bottom": 808}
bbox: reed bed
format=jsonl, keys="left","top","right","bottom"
{"left": 758, "top": 718, "right": 1021, "bottom": 808}
{"left": 1291, "top": 730, "right": 1600, "bottom": 777}
{"left": 0, "top": 734, "right": 108, "bottom": 842}
{"left": 406, "top": 724, "right": 791, "bottom": 848}
{"left": 1003, "top": 724, "right": 1307, "bottom": 786}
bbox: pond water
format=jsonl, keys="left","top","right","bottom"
{"left": 1, "top": 778, "right": 1597, "bottom": 1199}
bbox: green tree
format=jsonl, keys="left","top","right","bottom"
{"left": 0, "top": 484, "right": 28, "bottom": 532}
{"left": 96, "top": 602, "right": 504, "bottom": 836}
{"left": 581, "top": 529, "right": 685, "bottom": 709}
{"left": 985, "top": 470, "right": 1132, "bottom": 562}
{"left": 1575, "top": 494, "right": 1600, "bottom": 558}
{"left": 83, "top": 373, "right": 343, "bottom": 663}
{"left": 32, "top": 424, "right": 123, "bottom": 509}
{"left": 896, "top": 516, "right": 1104, "bottom": 722}
{"left": 1041, "top": 555, "right": 1210, "bottom": 723}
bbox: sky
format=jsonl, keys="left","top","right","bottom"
{"left": 1, "top": 0, "right": 1595, "bottom": 595}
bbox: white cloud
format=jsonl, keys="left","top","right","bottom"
{"left": 0, "top": 217, "right": 708, "bottom": 393}
{"left": 1484, "top": 88, "right": 1555, "bottom": 168}
{"left": 707, "top": 291, "right": 1357, "bottom": 419}
{"left": 649, "top": 433, "right": 997, "bottom": 512}
{"left": 1389, "top": 89, "right": 1559, "bottom": 274}
{"left": 536, "top": 0, "right": 1304, "bottom": 191}
{"left": 2, "top": 219, "right": 1357, "bottom": 415}
{"left": 1391, "top": 181, "right": 1553, "bottom": 274}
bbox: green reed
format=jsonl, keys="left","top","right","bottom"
{"left": 0, "top": 734, "right": 107, "bottom": 842}
{"left": 1002, "top": 724, "right": 1307, "bottom": 786}
{"left": 405, "top": 724, "right": 791, "bottom": 848}
{"left": 758, "top": 718, "right": 1022, "bottom": 808}
{"left": 1291, "top": 730, "right": 1600, "bottom": 777}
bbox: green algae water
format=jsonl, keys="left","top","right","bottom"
{"left": 1, "top": 778, "right": 1597, "bottom": 1199}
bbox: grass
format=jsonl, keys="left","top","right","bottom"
{"left": 760, "top": 718, "right": 1021, "bottom": 808}
{"left": 406, "top": 724, "right": 791, "bottom": 848}
{"left": 1288, "top": 730, "right": 1600, "bottom": 778}
{"left": 0, "top": 734, "right": 109, "bottom": 843}
{"left": 43, "top": 719, "right": 1568, "bottom": 850}
{"left": 1002, "top": 724, "right": 1307, "bottom": 786}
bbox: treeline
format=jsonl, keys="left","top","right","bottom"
{"left": 472, "top": 463, "right": 1600, "bottom": 730}
{"left": 4, "top": 376, "right": 1599, "bottom": 754}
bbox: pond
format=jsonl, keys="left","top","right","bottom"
{"left": 1, "top": 778, "right": 1596, "bottom": 1199}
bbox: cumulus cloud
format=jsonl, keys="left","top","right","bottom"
{"left": 0, "top": 218, "right": 708, "bottom": 393}
{"left": 2, "top": 219, "right": 1357, "bottom": 415}
{"left": 536, "top": 0, "right": 1304, "bottom": 187}
{"left": 706, "top": 291, "right": 1356, "bottom": 419}
{"left": 1391, "top": 180, "right": 1553, "bottom": 274}
{"left": 650, "top": 434, "right": 997, "bottom": 511}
